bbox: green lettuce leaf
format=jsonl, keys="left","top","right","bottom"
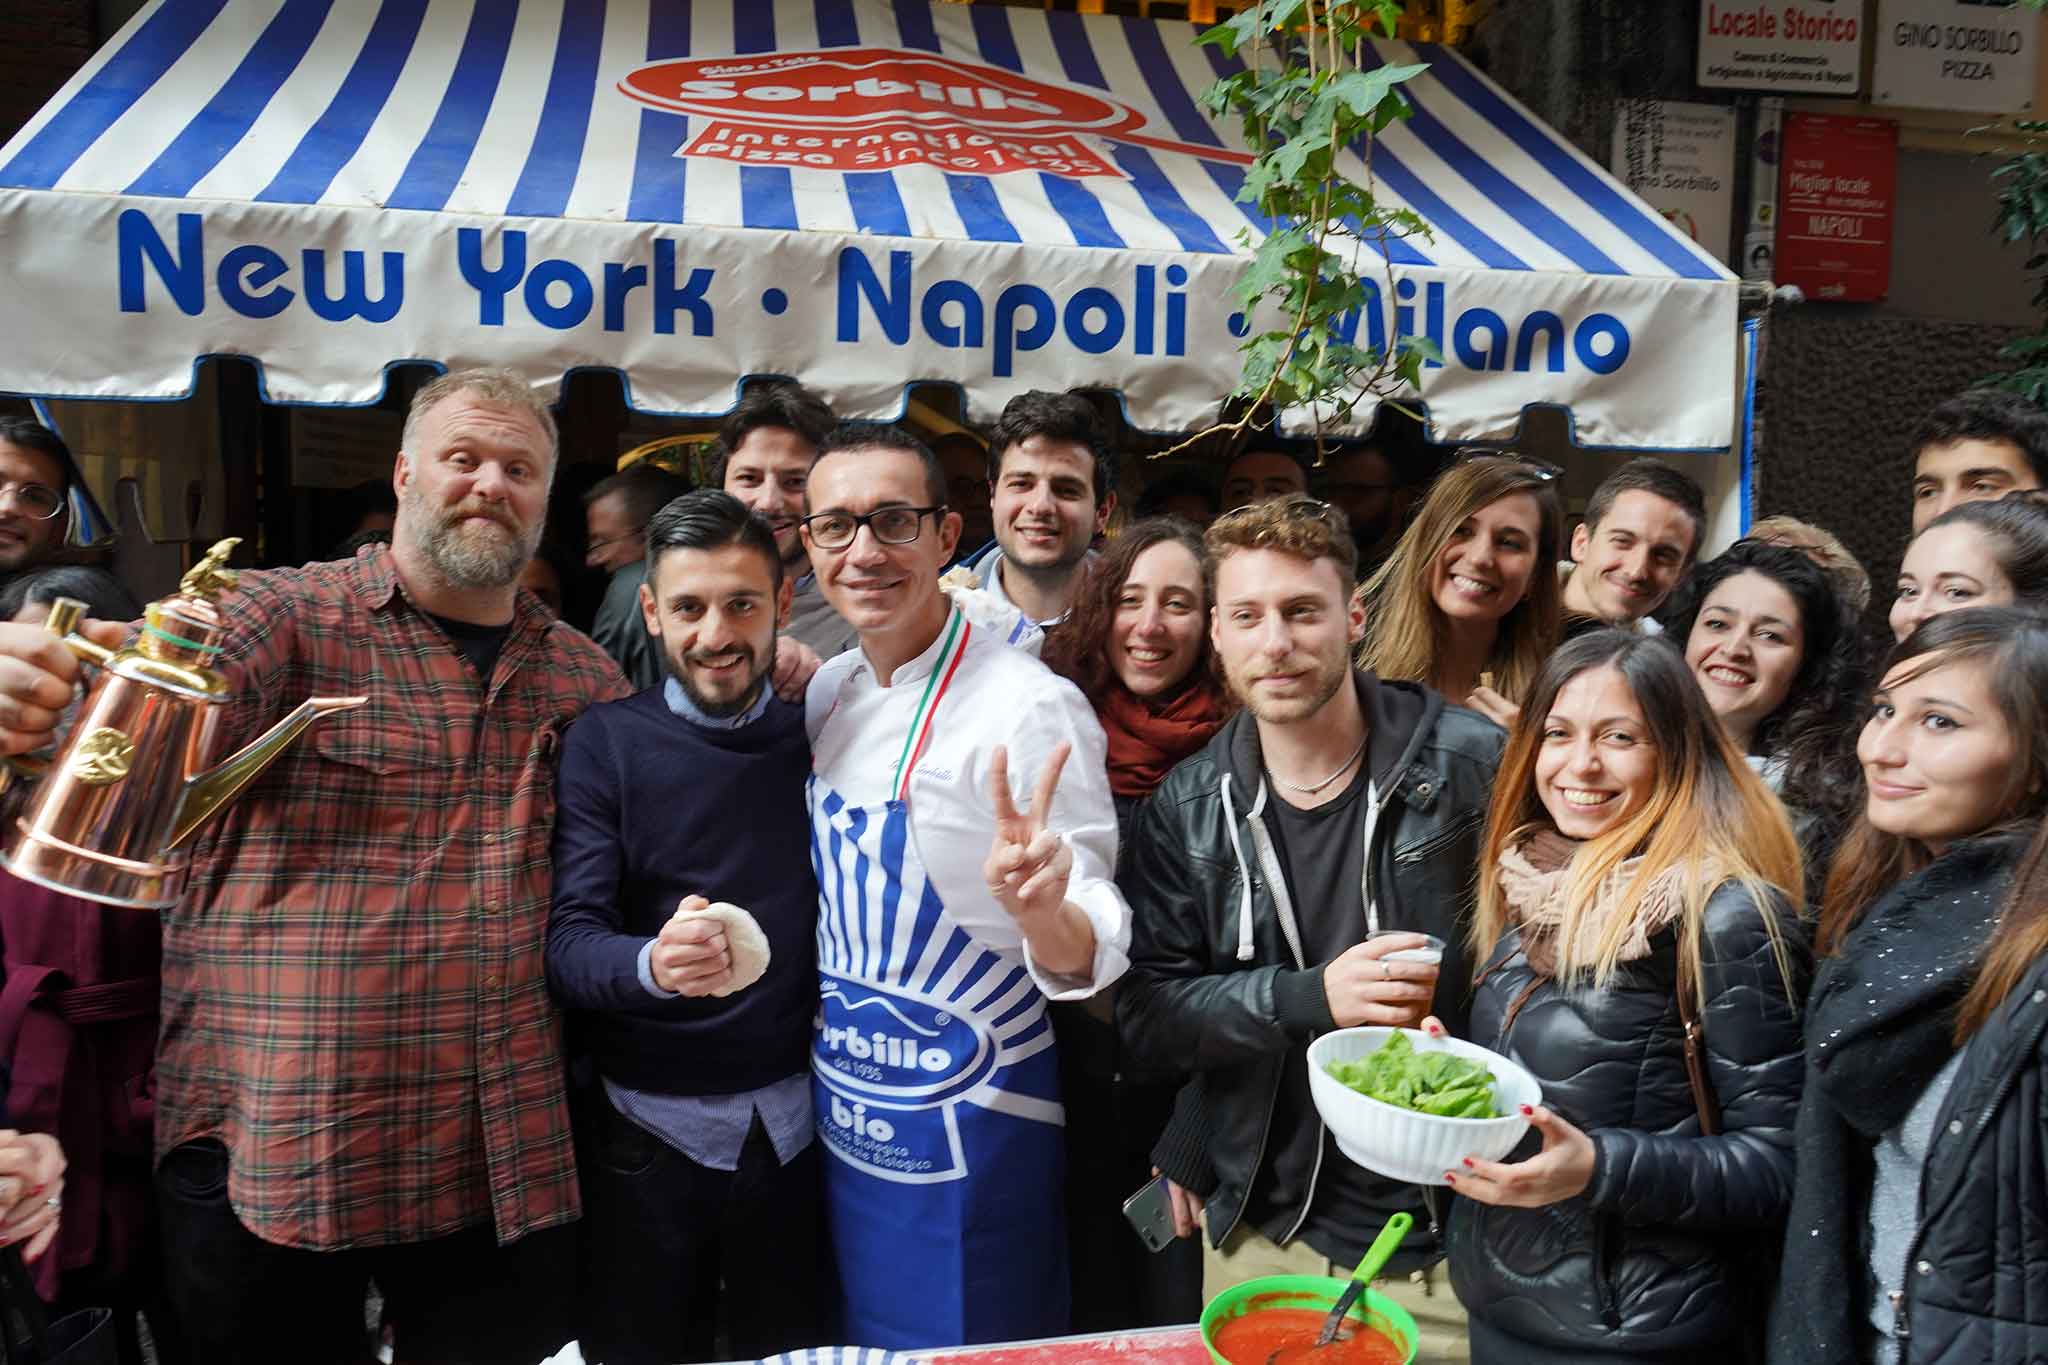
{"left": 1325, "top": 1031, "right": 1502, "bottom": 1119}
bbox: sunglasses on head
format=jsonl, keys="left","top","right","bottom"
{"left": 1449, "top": 447, "right": 1563, "bottom": 482}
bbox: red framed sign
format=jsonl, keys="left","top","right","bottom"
{"left": 1776, "top": 113, "right": 1899, "bottom": 302}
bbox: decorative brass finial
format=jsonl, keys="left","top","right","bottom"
{"left": 178, "top": 539, "right": 243, "bottom": 601}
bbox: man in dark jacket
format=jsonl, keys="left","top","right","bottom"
{"left": 546, "top": 491, "right": 823, "bottom": 1364}
{"left": 1118, "top": 495, "right": 1502, "bottom": 1361}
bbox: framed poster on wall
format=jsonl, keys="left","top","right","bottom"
{"left": 1776, "top": 113, "right": 1898, "bottom": 302}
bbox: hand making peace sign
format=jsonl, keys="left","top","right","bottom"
{"left": 983, "top": 742, "right": 1074, "bottom": 923}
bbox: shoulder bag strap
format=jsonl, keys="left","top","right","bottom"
{"left": 1677, "top": 952, "right": 1722, "bottom": 1137}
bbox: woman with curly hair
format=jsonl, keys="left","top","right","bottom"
{"left": 1354, "top": 453, "right": 1564, "bottom": 726}
{"left": 1667, "top": 538, "right": 1865, "bottom": 851}
{"left": 1039, "top": 515, "right": 1231, "bottom": 1334}
{"left": 1041, "top": 515, "right": 1232, "bottom": 838}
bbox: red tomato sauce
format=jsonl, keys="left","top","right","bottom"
{"left": 1209, "top": 1303, "right": 1406, "bottom": 1365}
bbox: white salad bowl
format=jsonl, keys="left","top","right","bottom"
{"left": 1306, "top": 1026, "right": 1544, "bottom": 1187}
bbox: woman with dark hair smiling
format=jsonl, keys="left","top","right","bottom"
{"left": 1040, "top": 516, "right": 1231, "bottom": 1333}
{"left": 1890, "top": 495, "right": 2048, "bottom": 642}
{"left": 1668, "top": 538, "right": 1864, "bottom": 854}
{"left": 1769, "top": 608, "right": 2048, "bottom": 1365}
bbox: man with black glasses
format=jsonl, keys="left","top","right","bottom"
{"left": 0, "top": 418, "right": 135, "bottom": 614}
{"left": 796, "top": 424, "right": 1130, "bottom": 1350}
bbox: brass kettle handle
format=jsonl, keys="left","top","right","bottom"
{"left": 0, "top": 597, "right": 117, "bottom": 792}
{"left": 40, "top": 597, "right": 115, "bottom": 668}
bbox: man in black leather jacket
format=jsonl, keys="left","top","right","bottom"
{"left": 1117, "top": 497, "right": 1502, "bottom": 1359}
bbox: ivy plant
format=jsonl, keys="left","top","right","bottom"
{"left": 1190, "top": 0, "right": 1438, "bottom": 446}
{"left": 1987, "top": 120, "right": 2048, "bottom": 407}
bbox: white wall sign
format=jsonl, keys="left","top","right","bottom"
{"left": 1611, "top": 101, "right": 1739, "bottom": 266}
{"left": 1699, "top": 1, "right": 1865, "bottom": 93}
{"left": 1874, "top": 0, "right": 2038, "bottom": 113}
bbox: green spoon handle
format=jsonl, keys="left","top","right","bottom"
{"left": 1352, "top": 1211, "right": 1414, "bottom": 1286}
{"left": 1313, "top": 1212, "right": 1414, "bottom": 1348}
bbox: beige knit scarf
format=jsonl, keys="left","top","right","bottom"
{"left": 1497, "top": 827, "right": 1697, "bottom": 979}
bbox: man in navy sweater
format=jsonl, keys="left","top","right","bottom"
{"left": 546, "top": 490, "right": 822, "bottom": 1364}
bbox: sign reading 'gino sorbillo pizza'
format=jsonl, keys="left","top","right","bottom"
{"left": 617, "top": 47, "right": 1254, "bottom": 179}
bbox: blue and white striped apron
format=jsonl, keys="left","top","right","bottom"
{"left": 807, "top": 622, "right": 1069, "bottom": 1348}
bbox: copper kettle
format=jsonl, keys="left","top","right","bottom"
{"left": 1, "top": 538, "right": 366, "bottom": 909}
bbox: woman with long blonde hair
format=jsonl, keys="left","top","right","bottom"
{"left": 1439, "top": 629, "right": 1807, "bottom": 1364}
{"left": 1356, "top": 453, "right": 1563, "bottom": 722}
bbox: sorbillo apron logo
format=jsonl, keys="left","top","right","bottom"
{"left": 616, "top": 46, "right": 1253, "bottom": 179}
{"left": 814, "top": 979, "right": 994, "bottom": 1105}
{"left": 814, "top": 976, "right": 1000, "bottom": 1182}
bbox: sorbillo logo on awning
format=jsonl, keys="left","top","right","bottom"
{"left": 618, "top": 47, "right": 1252, "bottom": 180}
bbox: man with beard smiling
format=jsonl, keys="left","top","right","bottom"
{"left": 546, "top": 490, "right": 823, "bottom": 1363}
{"left": 963, "top": 390, "right": 1117, "bottom": 631}
{"left": 1117, "top": 496, "right": 1502, "bottom": 1361}
{"left": 0, "top": 369, "right": 629, "bottom": 1363}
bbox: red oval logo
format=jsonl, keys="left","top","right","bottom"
{"left": 620, "top": 47, "right": 1145, "bottom": 135}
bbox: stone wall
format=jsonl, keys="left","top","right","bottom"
{"left": 1755, "top": 310, "right": 2027, "bottom": 634}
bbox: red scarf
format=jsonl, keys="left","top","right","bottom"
{"left": 1097, "top": 681, "right": 1229, "bottom": 799}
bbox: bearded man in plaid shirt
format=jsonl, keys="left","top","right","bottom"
{"left": 0, "top": 368, "right": 629, "bottom": 1364}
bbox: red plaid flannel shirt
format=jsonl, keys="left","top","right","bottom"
{"left": 156, "top": 546, "right": 629, "bottom": 1251}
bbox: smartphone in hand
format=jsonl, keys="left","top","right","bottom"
{"left": 1122, "top": 1173, "right": 1178, "bottom": 1254}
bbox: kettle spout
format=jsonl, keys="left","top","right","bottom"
{"left": 167, "top": 696, "right": 368, "bottom": 851}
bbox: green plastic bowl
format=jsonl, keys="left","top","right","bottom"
{"left": 1200, "top": 1273, "right": 1418, "bottom": 1365}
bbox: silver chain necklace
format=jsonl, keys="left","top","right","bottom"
{"left": 1267, "top": 733, "right": 1369, "bottom": 796}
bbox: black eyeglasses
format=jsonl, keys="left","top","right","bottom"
{"left": 0, "top": 481, "right": 63, "bottom": 521}
{"left": 1450, "top": 447, "right": 1563, "bottom": 482}
{"left": 801, "top": 505, "right": 947, "bottom": 550}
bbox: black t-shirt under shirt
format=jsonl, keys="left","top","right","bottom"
{"left": 1244, "top": 765, "right": 1434, "bottom": 1270}
{"left": 424, "top": 610, "right": 513, "bottom": 683}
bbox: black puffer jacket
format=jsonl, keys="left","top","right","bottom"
{"left": 1449, "top": 880, "right": 1809, "bottom": 1359}
{"left": 1900, "top": 951, "right": 2048, "bottom": 1363}
{"left": 1117, "top": 673, "right": 1503, "bottom": 1262}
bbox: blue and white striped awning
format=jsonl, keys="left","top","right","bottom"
{"left": 0, "top": 0, "right": 1739, "bottom": 448}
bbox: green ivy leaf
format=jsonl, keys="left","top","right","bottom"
{"left": 1195, "top": 8, "right": 1265, "bottom": 58}
{"left": 1324, "top": 64, "right": 1430, "bottom": 120}
{"left": 1399, "top": 333, "right": 1445, "bottom": 367}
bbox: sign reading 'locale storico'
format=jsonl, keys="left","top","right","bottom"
{"left": 1698, "top": 1, "right": 1864, "bottom": 93}
{"left": 616, "top": 46, "right": 1252, "bottom": 179}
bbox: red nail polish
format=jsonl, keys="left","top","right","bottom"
{"left": 1518, "top": 1104, "right": 1533, "bottom": 1117}
{"left": 1442, "top": 1173, "right": 1457, "bottom": 1185}
{"left": 1462, "top": 1157, "right": 1475, "bottom": 1168}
